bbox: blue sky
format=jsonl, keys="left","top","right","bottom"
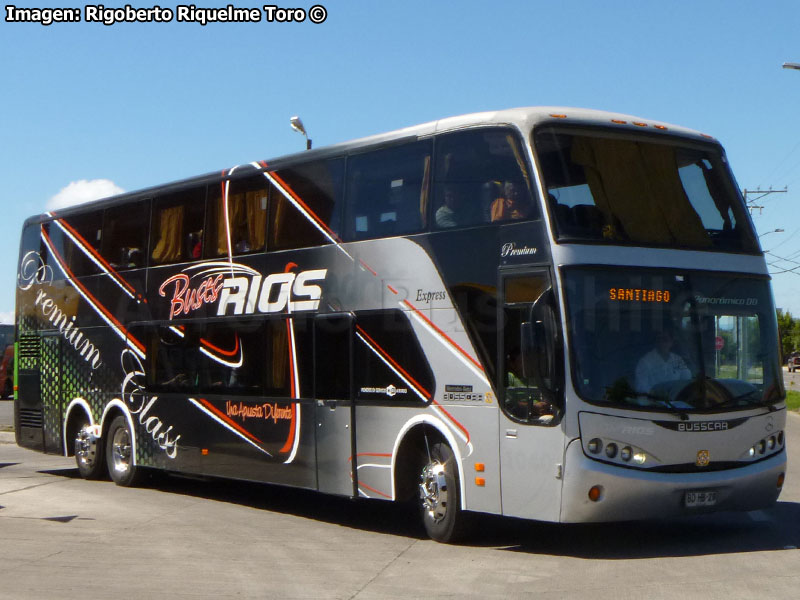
{"left": 2, "top": 0, "right": 800, "bottom": 321}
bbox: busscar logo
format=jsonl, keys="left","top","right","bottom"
{"left": 696, "top": 450, "right": 710, "bottom": 467}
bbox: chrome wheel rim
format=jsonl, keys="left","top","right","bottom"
{"left": 111, "top": 425, "right": 132, "bottom": 475}
{"left": 75, "top": 425, "right": 97, "bottom": 470}
{"left": 419, "top": 461, "right": 448, "bottom": 523}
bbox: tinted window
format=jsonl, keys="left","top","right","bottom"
{"left": 206, "top": 175, "right": 268, "bottom": 258}
{"left": 102, "top": 200, "right": 149, "bottom": 270}
{"left": 433, "top": 128, "right": 536, "bottom": 230}
{"left": 58, "top": 211, "right": 103, "bottom": 277}
{"left": 146, "top": 317, "right": 313, "bottom": 398}
{"left": 315, "top": 315, "right": 352, "bottom": 400}
{"left": 354, "top": 310, "right": 433, "bottom": 402}
{"left": 270, "top": 158, "right": 344, "bottom": 250}
{"left": 535, "top": 128, "right": 758, "bottom": 252}
{"left": 150, "top": 186, "right": 206, "bottom": 265}
{"left": 345, "top": 141, "right": 431, "bottom": 240}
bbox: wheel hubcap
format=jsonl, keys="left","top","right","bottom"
{"left": 75, "top": 425, "right": 97, "bottom": 469}
{"left": 420, "top": 462, "right": 448, "bottom": 523}
{"left": 111, "top": 426, "right": 132, "bottom": 474}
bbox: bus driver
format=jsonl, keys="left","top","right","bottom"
{"left": 635, "top": 329, "right": 691, "bottom": 393}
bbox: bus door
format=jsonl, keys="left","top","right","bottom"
{"left": 314, "top": 314, "right": 356, "bottom": 496}
{"left": 497, "top": 270, "right": 565, "bottom": 521}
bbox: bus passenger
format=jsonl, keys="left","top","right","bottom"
{"left": 490, "top": 180, "right": 532, "bottom": 222}
{"left": 435, "top": 185, "right": 466, "bottom": 228}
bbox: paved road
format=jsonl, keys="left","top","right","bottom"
{"left": 0, "top": 399, "right": 11, "bottom": 432}
{"left": 0, "top": 411, "right": 799, "bottom": 599}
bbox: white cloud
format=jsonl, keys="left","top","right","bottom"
{"left": 47, "top": 179, "right": 124, "bottom": 211}
{"left": 0, "top": 311, "right": 13, "bottom": 324}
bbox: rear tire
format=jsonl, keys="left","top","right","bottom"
{"left": 418, "top": 441, "right": 467, "bottom": 543}
{"left": 75, "top": 420, "right": 106, "bottom": 480}
{"left": 106, "top": 415, "right": 143, "bottom": 487}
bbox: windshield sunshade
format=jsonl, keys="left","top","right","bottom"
{"left": 535, "top": 128, "right": 758, "bottom": 252}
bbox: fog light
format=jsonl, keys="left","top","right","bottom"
{"left": 587, "top": 438, "right": 602, "bottom": 454}
{"left": 768, "top": 436, "right": 776, "bottom": 450}
{"left": 758, "top": 440, "right": 766, "bottom": 455}
{"left": 620, "top": 446, "right": 632, "bottom": 461}
{"left": 588, "top": 485, "right": 603, "bottom": 502}
{"left": 605, "top": 443, "right": 618, "bottom": 459}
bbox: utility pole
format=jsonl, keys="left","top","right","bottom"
{"left": 742, "top": 187, "right": 787, "bottom": 214}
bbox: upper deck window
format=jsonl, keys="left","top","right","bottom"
{"left": 344, "top": 141, "right": 431, "bottom": 241}
{"left": 206, "top": 175, "right": 268, "bottom": 258}
{"left": 432, "top": 127, "right": 537, "bottom": 229}
{"left": 534, "top": 128, "right": 758, "bottom": 253}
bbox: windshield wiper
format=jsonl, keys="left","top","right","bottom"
{"left": 712, "top": 388, "right": 777, "bottom": 411}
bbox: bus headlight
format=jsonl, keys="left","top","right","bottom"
{"left": 743, "top": 432, "right": 784, "bottom": 461}
{"left": 583, "top": 437, "right": 652, "bottom": 467}
{"left": 587, "top": 438, "right": 602, "bottom": 454}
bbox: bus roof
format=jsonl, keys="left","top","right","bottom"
{"left": 25, "top": 106, "right": 715, "bottom": 226}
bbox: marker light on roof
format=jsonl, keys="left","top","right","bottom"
{"left": 550, "top": 114, "right": 567, "bottom": 119}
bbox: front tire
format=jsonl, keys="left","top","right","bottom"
{"left": 418, "top": 441, "right": 467, "bottom": 543}
{"left": 106, "top": 415, "right": 143, "bottom": 487}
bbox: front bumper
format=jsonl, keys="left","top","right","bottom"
{"left": 560, "top": 440, "right": 786, "bottom": 522}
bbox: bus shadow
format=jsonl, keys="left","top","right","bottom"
{"left": 475, "top": 502, "right": 800, "bottom": 558}
{"left": 148, "top": 472, "right": 428, "bottom": 539}
{"left": 37, "top": 466, "right": 800, "bottom": 556}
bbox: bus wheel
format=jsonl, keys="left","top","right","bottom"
{"left": 419, "top": 441, "right": 466, "bottom": 543}
{"left": 75, "top": 421, "right": 106, "bottom": 480}
{"left": 106, "top": 416, "right": 142, "bottom": 487}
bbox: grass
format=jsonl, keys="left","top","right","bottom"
{"left": 785, "top": 390, "right": 800, "bottom": 412}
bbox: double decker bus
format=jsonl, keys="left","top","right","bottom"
{"left": 15, "top": 107, "right": 786, "bottom": 542}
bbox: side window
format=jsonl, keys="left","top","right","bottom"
{"left": 269, "top": 158, "right": 344, "bottom": 251}
{"left": 262, "top": 317, "right": 313, "bottom": 398}
{"left": 59, "top": 211, "right": 103, "bottom": 277}
{"left": 206, "top": 175, "right": 268, "bottom": 258}
{"left": 315, "top": 314, "right": 352, "bottom": 400}
{"left": 433, "top": 128, "right": 537, "bottom": 230}
{"left": 344, "top": 141, "right": 432, "bottom": 241}
{"left": 145, "top": 317, "right": 312, "bottom": 397}
{"left": 150, "top": 186, "right": 207, "bottom": 265}
{"left": 102, "top": 200, "right": 149, "bottom": 270}
{"left": 501, "top": 273, "right": 561, "bottom": 425}
{"left": 354, "top": 310, "right": 434, "bottom": 403}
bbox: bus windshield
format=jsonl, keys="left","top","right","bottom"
{"left": 564, "top": 267, "right": 783, "bottom": 413}
{"left": 535, "top": 128, "right": 759, "bottom": 253}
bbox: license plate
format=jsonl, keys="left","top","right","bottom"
{"left": 685, "top": 490, "right": 717, "bottom": 508}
